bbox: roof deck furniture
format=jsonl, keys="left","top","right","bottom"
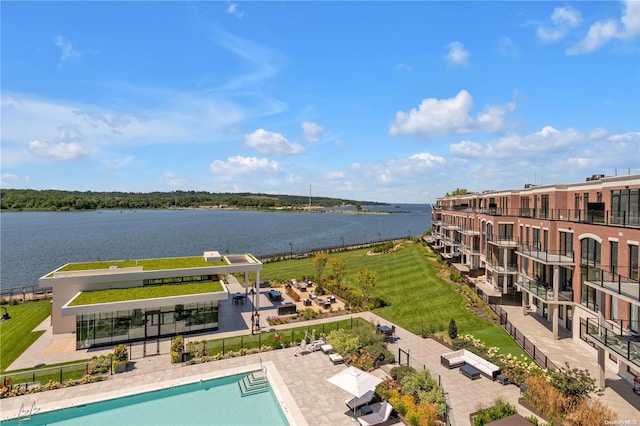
{"left": 321, "top": 344, "right": 334, "bottom": 354}
{"left": 497, "top": 374, "right": 509, "bottom": 385}
{"left": 440, "top": 349, "right": 501, "bottom": 380}
{"left": 267, "top": 290, "right": 282, "bottom": 301}
{"left": 460, "top": 364, "right": 481, "bottom": 380}
{"left": 357, "top": 401, "right": 394, "bottom": 426}
{"left": 346, "top": 389, "right": 375, "bottom": 410}
{"left": 277, "top": 302, "right": 297, "bottom": 316}
{"left": 329, "top": 353, "right": 344, "bottom": 364}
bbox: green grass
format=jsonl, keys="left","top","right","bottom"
{"left": 69, "top": 281, "right": 225, "bottom": 306}
{"left": 263, "top": 242, "right": 529, "bottom": 358}
{"left": 0, "top": 301, "right": 51, "bottom": 372}
{"left": 56, "top": 256, "right": 228, "bottom": 273}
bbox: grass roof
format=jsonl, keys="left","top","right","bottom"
{"left": 58, "top": 256, "right": 227, "bottom": 273}
{"left": 68, "top": 281, "right": 225, "bottom": 306}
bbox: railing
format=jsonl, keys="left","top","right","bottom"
{"left": 1, "top": 361, "right": 98, "bottom": 388}
{"left": 516, "top": 275, "right": 574, "bottom": 302}
{"left": 0, "top": 285, "right": 52, "bottom": 302}
{"left": 516, "top": 244, "right": 575, "bottom": 264}
{"left": 486, "top": 234, "right": 517, "bottom": 246}
{"left": 582, "top": 265, "right": 640, "bottom": 301}
{"left": 433, "top": 207, "right": 639, "bottom": 228}
{"left": 585, "top": 318, "right": 640, "bottom": 367}
{"left": 462, "top": 278, "right": 557, "bottom": 370}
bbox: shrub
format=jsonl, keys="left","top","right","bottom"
{"left": 448, "top": 319, "right": 458, "bottom": 339}
{"left": 112, "top": 344, "right": 128, "bottom": 362}
{"left": 523, "top": 375, "right": 566, "bottom": 420}
{"left": 564, "top": 397, "right": 619, "bottom": 426}
{"left": 472, "top": 397, "right": 517, "bottom": 426}
{"left": 547, "top": 362, "right": 601, "bottom": 402}
{"left": 390, "top": 365, "right": 416, "bottom": 382}
{"left": 325, "top": 329, "right": 360, "bottom": 356}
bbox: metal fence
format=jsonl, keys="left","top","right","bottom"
{"left": 1, "top": 361, "right": 95, "bottom": 388}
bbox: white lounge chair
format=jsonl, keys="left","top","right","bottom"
{"left": 345, "top": 389, "right": 375, "bottom": 410}
{"left": 357, "top": 401, "right": 393, "bottom": 426}
{"left": 293, "top": 339, "right": 308, "bottom": 356}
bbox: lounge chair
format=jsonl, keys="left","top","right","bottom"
{"left": 294, "top": 339, "right": 308, "bottom": 356}
{"left": 357, "top": 401, "right": 393, "bottom": 426}
{"left": 345, "top": 389, "right": 375, "bottom": 410}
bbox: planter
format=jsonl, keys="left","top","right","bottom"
{"left": 518, "top": 397, "right": 565, "bottom": 426}
{"left": 115, "top": 362, "right": 127, "bottom": 374}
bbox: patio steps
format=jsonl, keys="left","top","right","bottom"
{"left": 238, "top": 370, "right": 269, "bottom": 397}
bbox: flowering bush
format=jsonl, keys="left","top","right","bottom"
{"left": 345, "top": 349, "right": 375, "bottom": 372}
{"left": 376, "top": 378, "right": 400, "bottom": 400}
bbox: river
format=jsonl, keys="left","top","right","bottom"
{"left": 0, "top": 204, "right": 431, "bottom": 289}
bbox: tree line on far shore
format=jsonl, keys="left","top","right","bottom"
{"left": 0, "top": 189, "right": 382, "bottom": 211}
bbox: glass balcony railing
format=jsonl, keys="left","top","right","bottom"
{"left": 486, "top": 234, "right": 517, "bottom": 246}
{"left": 516, "top": 244, "right": 575, "bottom": 264}
{"left": 516, "top": 274, "right": 574, "bottom": 302}
{"left": 585, "top": 318, "right": 640, "bottom": 368}
{"left": 582, "top": 265, "right": 640, "bottom": 302}
{"left": 433, "top": 207, "right": 639, "bottom": 228}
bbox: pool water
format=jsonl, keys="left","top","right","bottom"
{"left": 1, "top": 373, "right": 289, "bottom": 425}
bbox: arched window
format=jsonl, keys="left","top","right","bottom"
{"left": 580, "top": 238, "right": 601, "bottom": 267}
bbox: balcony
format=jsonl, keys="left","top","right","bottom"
{"left": 516, "top": 274, "right": 574, "bottom": 302}
{"left": 458, "top": 227, "right": 480, "bottom": 236}
{"left": 585, "top": 318, "right": 640, "bottom": 368}
{"left": 516, "top": 244, "right": 575, "bottom": 265}
{"left": 487, "top": 234, "right": 517, "bottom": 247}
{"left": 432, "top": 206, "right": 639, "bottom": 228}
{"left": 582, "top": 266, "right": 640, "bottom": 302}
{"left": 486, "top": 258, "right": 518, "bottom": 274}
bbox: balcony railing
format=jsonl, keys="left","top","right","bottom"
{"left": 582, "top": 265, "right": 640, "bottom": 302}
{"left": 585, "top": 318, "right": 640, "bottom": 367}
{"left": 516, "top": 244, "right": 575, "bottom": 264}
{"left": 433, "top": 207, "right": 639, "bottom": 228}
{"left": 486, "top": 234, "right": 517, "bottom": 246}
{"left": 516, "top": 274, "right": 574, "bottom": 302}
{"left": 486, "top": 258, "right": 518, "bottom": 274}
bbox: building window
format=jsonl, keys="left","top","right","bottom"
{"left": 611, "top": 188, "right": 640, "bottom": 226}
{"left": 559, "top": 305, "right": 564, "bottom": 320}
{"left": 541, "top": 194, "right": 549, "bottom": 219}
{"left": 498, "top": 223, "right": 513, "bottom": 240}
{"left": 630, "top": 244, "right": 639, "bottom": 281}
{"left": 581, "top": 238, "right": 601, "bottom": 267}
{"left": 610, "top": 241, "right": 619, "bottom": 275}
{"left": 631, "top": 304, "right": 639, "bottom": 333}
{"left": 611, "top": 295, "right": 618, "bottom": 320}
{"left": 543, "top": 229, "right": 549, "bottom": 252}
{"left": 560, "top": 231, "right": 573, "bottom": 257}
{"left": 533, "top": 228, "right": 541, "bottom": 250}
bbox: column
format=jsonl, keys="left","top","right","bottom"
{"left": 597, "top": 347, "right": 606, "bottom": 388}
{"left": 244, "top": 272, "right": 249, "bottom": 296}
{"left": 552, "top": 266, "right": 559, "bottom": 339}
{"left": 522, "top": 292, "right": 528, "bottom": 315}
{"left": 502, "top": 249, "right": 509, "bottom": 293}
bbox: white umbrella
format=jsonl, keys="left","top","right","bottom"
{"left": 327, "top": 366, "right": 383, "bottom": 418}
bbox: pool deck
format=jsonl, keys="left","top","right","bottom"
{"left": 2, "top": 276, "right": 640, "bottom": 425}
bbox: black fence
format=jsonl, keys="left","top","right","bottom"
{"left": 0, "top": 285, "right": 52, "bottom": 303}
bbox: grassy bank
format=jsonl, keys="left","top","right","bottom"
{"left": 0, "top": 300, "right": 51, "bottom": 372}
{"left": 263, "top": 241, "right": 527, "bottom": 357}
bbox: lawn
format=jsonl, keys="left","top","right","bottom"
{"left": 69, "top": 281, "right": 225, "bottom": 306}
{"left": 263, "top": 241, "right": 528, "bottom": 358}
{"left": 0, "top": 301, "right": 51, "bottom": 372}
{"left": 55, "top": 256, "right": 227, "bottom": 273}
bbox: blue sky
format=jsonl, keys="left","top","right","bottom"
{"left": 2, "top": 1, "right": 639, "bottom": 203}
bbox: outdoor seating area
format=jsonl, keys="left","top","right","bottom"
{"left": 440, "top": 349, "right": 501, "bottom": 380}
{"left": 377, "top": 324, "right": 395, "bottom": 342}
{"left": 357, "top": 401, "right": 394, "bottom": 426}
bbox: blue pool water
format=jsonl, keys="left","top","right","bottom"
{"left": 1, "top": 373, "right": 289, "bottom": 426}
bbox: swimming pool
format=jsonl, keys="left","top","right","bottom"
{"left": 1, "top": 372, "right": 289, "bottom": 425}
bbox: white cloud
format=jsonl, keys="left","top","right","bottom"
{"left": 301, "top": 121, "right": 324, "bottom": 142}
{"left": 389, "top": 90, "right": 513, "bottom": 137}
{"left": 0, "top": 173, "right": 19, "bottom": 187}
{"left": 209, "top": 155, "right": 282, "bottom": 175}
{"left": 395, "top": 63, "right": 413, "bottom": 72}
{"left": 409, "top": 153, "right": 446, "bottom": 167}
{"left": 567, "top": 0, "right": 640, "bottom": 54}
{"left": 226, "top": 3, "right": 244, "bottom": 19}
{"left": 551, "top": 6, "right": 582, "bottom": 27}
{"left": 161, "top": 171, "right": 189, "bottom": 188}
{"left": 324, "top": 171, "right": 345, "bottom": 180}
{"left": 54, "top": 35, "right": 80, "bottom": 62}
{"left": 244, "top": 129, "right": 305, "bottom": 155}
{"left": 103, "top": 156, "right": 135, "bottom": 172}
{"left": 450, "top": 125, "right": 611, "bottom": 160}
{"left": 498, "top": 36, "right": 518, "bottom": 57}
{"left": 537, "top": 6, "right": 582, "bottom": 43}
{"left": 28, "top": 140, "right": 89, "bottom": 161}
{"left": 445, "top": 41, "right": 469, "bottom": 68}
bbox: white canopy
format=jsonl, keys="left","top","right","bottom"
{"left": 326, "top": 366, "right": 383, "bottom": 398}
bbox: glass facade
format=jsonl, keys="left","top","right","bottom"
{"left": 76, "top": 301, "right": 219, "bottom": 349}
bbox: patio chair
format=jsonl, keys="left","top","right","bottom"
{"left": 357, "top": 401, "right": 393, "bottom": 426}
{"left": 345, "top": 389, "right": 375, "bottom": 410}
{"left": 294, "top": 339, "right": 309, "bottom": 357}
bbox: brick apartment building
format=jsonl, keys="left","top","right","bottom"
{"left": 430, "top": 173, "right": 640, "bottom": 387}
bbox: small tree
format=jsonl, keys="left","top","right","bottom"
{"left": 448, "top": 319, "right": 458, "bottom": 339}
{"left": 311, "top": 251, "right": 328, "bottom": 282}
{"left": 329, "top": 258, "right": 346, "bottom": 287}
{"left": 356, "top": 268, "right": 378, "bottom": 304}
{"left": 548, "top": 362, "right": 602, "bottom": 401}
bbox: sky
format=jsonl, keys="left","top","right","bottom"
{"left": 1, "top": 1, "right": 639, "bottom": 204}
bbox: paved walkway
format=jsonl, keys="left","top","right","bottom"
{"left": 4, "top": 276, "right": 639, "bottom": 424}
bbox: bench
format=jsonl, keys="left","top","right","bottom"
{"left": 440, "top": 349, "right": 501, "bottom": 380}
{"left": 277, "top": 303, "right": 297, "bottom": 315}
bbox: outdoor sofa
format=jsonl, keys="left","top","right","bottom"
{"left": 440, "top": 349, "right": 501, "bottom": 380}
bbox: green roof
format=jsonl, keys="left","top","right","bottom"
{"left": 58, "top": 256, "right": 227, "bottom": 273}
{"left": 68, "top": 281, "right": 225, "bottom": 306}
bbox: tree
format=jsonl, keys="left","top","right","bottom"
{"left": 312, "top": 251, "right": 328, "bottom": 282}
{"left": 329, "top": 258, "right": 346, "bottom": 287}
{"left": 448, "top": 319, "right": 458, "bottom": 339}
{"left": 355, "top": 202, "right": 362, "bottom": 212}
{"left": 548, "top": 362, "right": 602, "bottom": 401}
{"left": 356, "top": 268, "right": 378, "bottom": 303}
{"left": 445, "top": 188, "right": 469, "bottom": 198}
